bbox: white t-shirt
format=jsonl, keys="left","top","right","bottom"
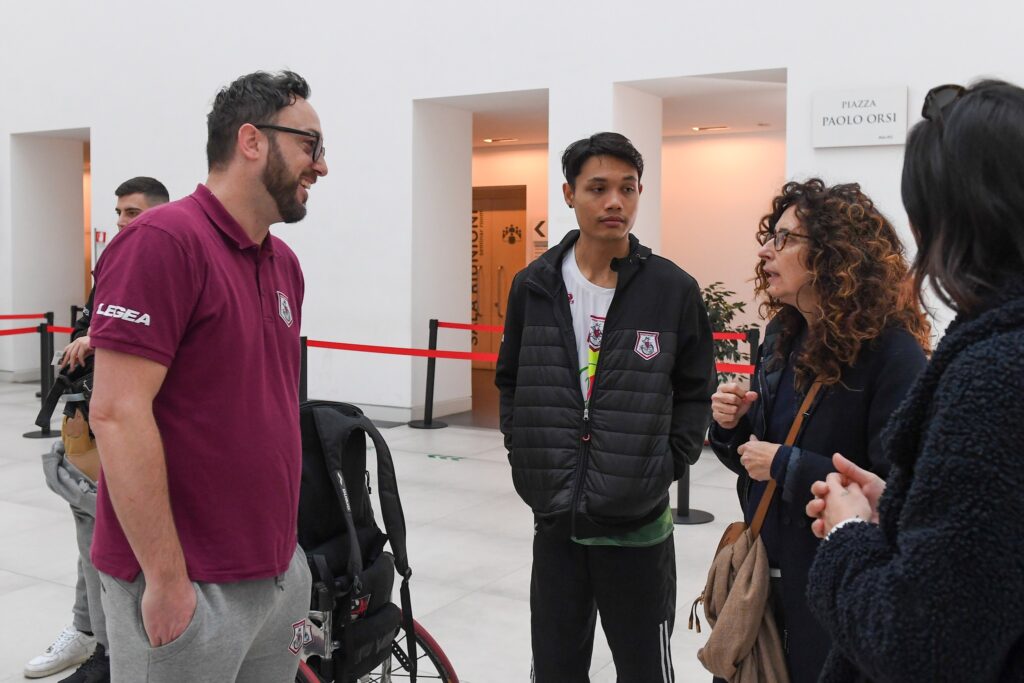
{"left": 562, "top": 245, "right": 615, "bottom": 405}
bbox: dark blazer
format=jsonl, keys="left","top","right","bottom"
{"left": 496, "top": 230, "right": 715, "bottom": 538}
{"left": 807, "top": 281, "right": 1024, "bottom": 683}
{"left": 709, "top": 316, "right": 927, "bottom": 683}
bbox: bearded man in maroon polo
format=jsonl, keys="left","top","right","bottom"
{"left": 87, "top": 70, "right": 328, "bottom": 682}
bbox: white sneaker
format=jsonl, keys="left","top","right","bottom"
{"left": 23, "top": 625, "right": 95, "bottom": 679}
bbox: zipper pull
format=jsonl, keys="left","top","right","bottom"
{"left": 582, "top": 408, "right": 591, "bottom": 442}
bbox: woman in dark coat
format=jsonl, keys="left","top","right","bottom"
{"left": 708, "top": 179, "right": 930, "bottom": 682}
{"left": 806, "top": 81, "right": 1024, "bottom": 682}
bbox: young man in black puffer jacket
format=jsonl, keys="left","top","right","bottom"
{"left": 495, "top": 132, "right": 716, "bottom": 682}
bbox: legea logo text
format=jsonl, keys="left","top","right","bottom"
{"left": 96, "top": 303, "right": 151, "bottom": 326}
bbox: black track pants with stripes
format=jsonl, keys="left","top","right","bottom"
{"left": 530, "top": 522, "right": 676, "bottom": 683}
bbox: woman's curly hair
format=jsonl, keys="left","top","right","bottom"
{"left": 755, "top": 179, "right": 931, "bottom": 388}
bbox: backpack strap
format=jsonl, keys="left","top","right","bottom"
{"left": 311, "top": 409, "right": 365, "bottom": 594}
{"left": 359, "top": 415, "right": 416, "bottom": 681}
{"left": 360, "top": 417, "right": 409, "bottom": 572}
{"left": 35, "top": 375, "right": 72, "bottom": 428}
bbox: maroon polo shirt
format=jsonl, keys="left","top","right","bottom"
{"left": 89, "top": 184, "right": 305, "bottom": 583}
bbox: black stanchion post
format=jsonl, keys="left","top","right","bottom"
{"left": 23, "top": 314, "right": 56, "bottom": 439}
{"left": 71, "top": 305, "right": 81, "bottom": 327}
{"left": 33, "top": 312, "right": 55, "bottom": 399}
{"left": 299, "top": 336, "right": 308, "bottom": 403}
{"left": 409, "top": 318, "right": 447, "bottom": 429}
{"left": 747, "top": 326, "right": 761, "bottom": 365}
{"left": 672, "top": 464, "right": 714, "bottom": 525}
{"left": 44, "top": 312, "right": 55, "bottom": 395}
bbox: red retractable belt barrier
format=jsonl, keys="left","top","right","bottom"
{"left": 0, "top": 313, "right": 48, "bottom": 321}
{"left": 0, "top": 325, "right": 38, "bottom": 335}
{"left": 306, "top": 339, "right": 498, "bottom": 363}
{"left": 436, "top": 321, "right": 504, "bottom": 334}
{"left": 47, "top": 326, "right": 75, "bottom": 334}
{"left": 432, "top": 321, "right": 756, "bottom": 373}
{"left": 717, "top": 362, "right": 756, "bottom": 374}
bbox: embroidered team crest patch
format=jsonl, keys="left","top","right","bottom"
{"left": 288, "top": 618, "right": 309, "bottom": 655}
{"left": 587, "top": 315, "right": 606, "bottom": 351}
{"left": 277, "top": 291, "right": 294, "bottom": 327}
{"left": 634, "top": 331, "right": 660, "bottom": 360}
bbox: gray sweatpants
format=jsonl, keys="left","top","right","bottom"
{"left": 98, "top": 545, "right": 312, "bottom": 683}
{"left": 41, "top": 442, "right": 107, "bottom": 648}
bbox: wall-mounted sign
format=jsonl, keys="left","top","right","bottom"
{"left": 812, "top": 86, "right": 907, "bottom": 148}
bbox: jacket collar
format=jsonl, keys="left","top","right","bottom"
{"left": 529, "top": 229, "right": 651, "bottom": 295}
{"left": 757, "top": 316, "right": 791, "bottom": 409}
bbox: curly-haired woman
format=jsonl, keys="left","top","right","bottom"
{"left": 707, "top": 179, "right": 931, "bottom": 682}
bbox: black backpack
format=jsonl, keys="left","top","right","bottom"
{"left": 298, "top": 400, "right": 416, "bottom": 682}
{"left": 36, "top": 356, "right": 94, "bottom": 429}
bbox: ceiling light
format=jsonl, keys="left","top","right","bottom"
{"left": 691, "top": 126, "right": 730, "bottom": 133}
{"left": 483, "top": 137, "right": 520, "bottom": 143}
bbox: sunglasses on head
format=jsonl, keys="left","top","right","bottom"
{"left": 922, "top": 84, "right": 966, "bottom": 123}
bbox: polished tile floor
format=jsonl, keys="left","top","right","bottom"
{"left": 0, "top": 381, "right": 745, "bottom": 682}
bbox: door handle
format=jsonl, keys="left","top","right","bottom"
{"left": 495, "top": 265, "right": 505, "bottom": 319}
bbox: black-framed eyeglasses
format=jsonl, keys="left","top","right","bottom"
{"left": 921, "top": 84, "right": 966, "bottom": 123}
{"left": 760, "top": 228, "right": 812, "bottom": 251}
{"left": 254, "top": 124, "right": 325, "bottom": 163}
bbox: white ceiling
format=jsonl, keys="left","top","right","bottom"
{"left": 437, "top": 69, "right": 787, "bottom": 148}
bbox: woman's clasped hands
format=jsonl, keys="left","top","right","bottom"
{"left": 806, "top": 453, "right": 887, "bottom": 538}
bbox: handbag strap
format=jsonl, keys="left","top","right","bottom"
{"left": 748, "top": 379, "right": 823, "bottom": 539}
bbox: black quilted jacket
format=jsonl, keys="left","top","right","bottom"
{"left": 495, "top": 230, "right": 715, "bottom": 538}
{"left": 806, "top": 279, "right": 1024, "bottom": 683}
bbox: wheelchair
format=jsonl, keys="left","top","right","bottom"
{"left": 295, "top": 604, "right": 457, "bottom": 682}
{"left": 294, "top": 400, "right": 459, "bottom": 682}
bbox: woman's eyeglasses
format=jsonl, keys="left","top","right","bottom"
{"left": 760, "top": 228, "right": 812, "bottom": 251}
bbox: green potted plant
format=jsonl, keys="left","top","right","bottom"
{"left": 700, "top": 282, "right": 758, "bottom": 385}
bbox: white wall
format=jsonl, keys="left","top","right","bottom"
{"left": 409, "top": 101, "right": 473, "bottom": 419}
{"left": 2, "top": 0, "right": 1021, "bottom": 412}
{"left": 614, "top": 84, "right": 663, "bottom": 253}
{"left": 2, "top": 135, "right": 85, "bottom": 377}
{"left": 472, "top": 144, "right": 548, "bottom": 257}
{"left": 661, "top": 131, "right": 787, "bottom": 332}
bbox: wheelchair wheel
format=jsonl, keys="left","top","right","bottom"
{"left": 296, "top": 618, "right": 457, "bottom": 682}
{"left": 362, "top": 617, "right": 458, "bottom": 682}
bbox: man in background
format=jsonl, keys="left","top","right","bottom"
{"left": 24, "top": 177, "right": 169, "bottom": 682}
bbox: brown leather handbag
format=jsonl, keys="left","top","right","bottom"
{"left": 689, "top": 381, "right": 822, "bottom": 683}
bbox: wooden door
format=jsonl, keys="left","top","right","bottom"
{"left": 471, "top": 187, "right": 526, "bottom": 370}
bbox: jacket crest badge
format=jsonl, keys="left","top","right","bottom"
{"left": 277, "top": 291, "right": 294, "bottom": 328}
{"left": 634, "top": 330, "right": 660, "bottom": 360}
